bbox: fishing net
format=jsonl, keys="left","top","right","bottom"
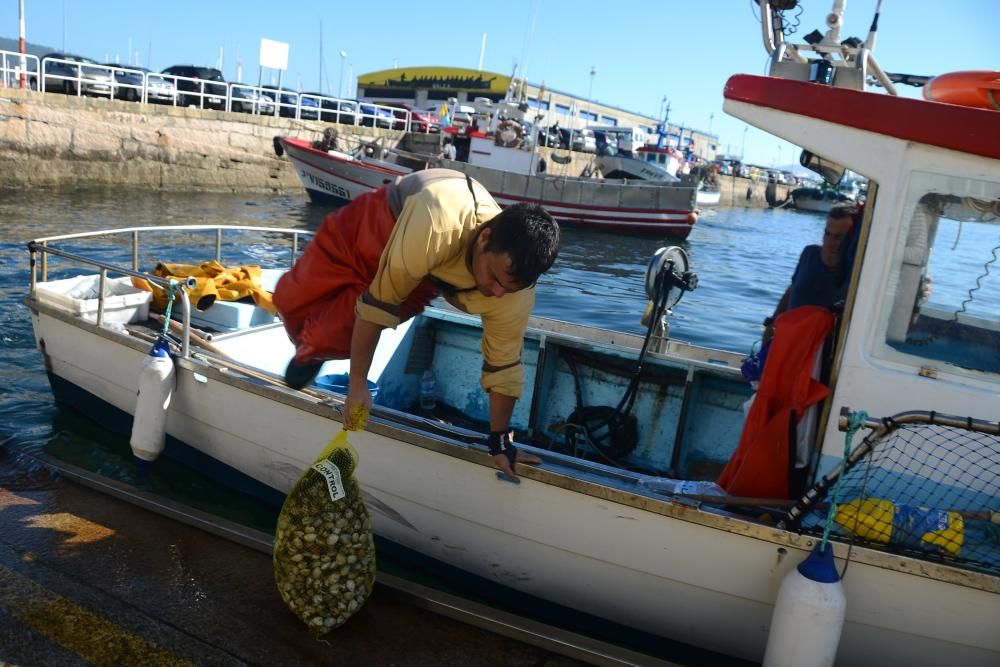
{"left": 793, "top": 416, "right": 1000, "bottom": 574}
{"left": 274, "top": 426, "right": 376, "bottom": 634}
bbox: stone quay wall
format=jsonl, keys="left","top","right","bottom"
{"left": 0, "top": 88, "right": 389, "bottom": 192}
{"left": 0, "top": 89, "right": 788, "bottom": 208}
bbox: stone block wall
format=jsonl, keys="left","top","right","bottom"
{"left": 0, "top": 88, "right": 392, "bottom": 192}
{"left": 0, "top": 89, "right": 789, "bottom": 208}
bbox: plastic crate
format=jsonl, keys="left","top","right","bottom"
{"left": 34, "top": 274, "right": 152, "bottom": 324}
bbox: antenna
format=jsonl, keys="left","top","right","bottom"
{"left": 864, "top": 0, "right": 884, "bottom": 52}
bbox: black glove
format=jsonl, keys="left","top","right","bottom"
{"left": 487, "top": 430, "right": 518, "bottom": 467}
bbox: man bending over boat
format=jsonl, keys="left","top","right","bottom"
{"left": 273, "top": 169, "right": 560, "bottom": 480}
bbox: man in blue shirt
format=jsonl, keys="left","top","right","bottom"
{"left": 763, "top": 206, "right": 855, "bottom": 343}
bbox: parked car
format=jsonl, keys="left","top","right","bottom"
{"left": 536, "top": 125, "right": 563, "bottom": 148}
{"left": 574, "top": 129, "right": 597, "bottom": 153}
{"left": 136, "top": 67, "right": 179, "bottom": 105}
{"left": 593, "top": 130, "right": 618, "bottom": 156}
{"left": 556, "top": 128, "right": 596, "bottom": 153}
{"left": 104, "top": 64, "right": 143, "bottom": 101}
{"left": 39, "top": 53, "right": 114, "bottom": 97}
{"left": 382, "top": 102, "right": 440, "bottom": 132}
{"left": 711, "top": 160, "right": 733, "bottom": 175}
{"left": 230, "top": 84, "right": 275, "bottom": 115}
{"left": 161, "top": 65, "right": 227, "bottom": 110}
{"left": 357, "top": 102, "right": 393, "bottom": 129}
{"left": 425, "top": 101, "right": 475, "bottom": 129}
{"left": 261, "top": 86, "right": 319, "bottom": 120}
{"left": 303, "top": 94, "right": 357, "bottom": 125}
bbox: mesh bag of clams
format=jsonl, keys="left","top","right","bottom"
{"left": 274, "top": 429, "right": 376, "bottom": 634}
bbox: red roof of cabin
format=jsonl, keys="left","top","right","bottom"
{"left": 724, "top": 74, "right": 1000, "bottom": 162}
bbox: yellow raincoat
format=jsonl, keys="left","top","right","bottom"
{"left": 132, "top": 261, "right": 276, "bottom": 314}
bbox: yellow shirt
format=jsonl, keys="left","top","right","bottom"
{"left": 355, "top": 175, "right": 533, "bottom": 398}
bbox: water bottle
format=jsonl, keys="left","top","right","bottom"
{"left": 419, "top": 369, "right": 437, "bottom": 411}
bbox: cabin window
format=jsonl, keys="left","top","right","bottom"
{"left": 874, "top": 171, "right": 1000, "bottom": 380}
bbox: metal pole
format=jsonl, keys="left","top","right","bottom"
{"left": 478, "top": 33, "right": 487, "bottom": 71}
{"left": 18, "top": 0, "right": 26, "bottom": 90}
{"left": 339, "top": 51, "right": 346, "bottom": 98}
{"left": 587, "top": 66, "right": 595, "bottom": 115}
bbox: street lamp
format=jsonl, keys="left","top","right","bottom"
{"left": 338, "top": 50, "right": 347, "bottom": 98}
{"left": 587, "top": 66, "right": 595, "bottom": 115}
{"left": 18, "top": 0, "right": 26, "bottom": 89}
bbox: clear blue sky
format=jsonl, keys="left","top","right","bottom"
{"left": 3, "top": 0, "right": 997, "bottom": 166}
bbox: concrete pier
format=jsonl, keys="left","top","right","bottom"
{"left": 0, "top": 458, "right": 587, "bottom": 666}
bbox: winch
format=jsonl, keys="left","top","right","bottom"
{"left": 642, "top": 246, "right": 698, "bottom": 352}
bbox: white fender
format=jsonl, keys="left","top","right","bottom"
{"left": 763, "top": 545, "right": 846, "bottom": 667}
{"left": 130, "top": 336, "right": 175, "bottom": 462}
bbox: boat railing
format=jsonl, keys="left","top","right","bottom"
{"left": 27, "top": 225, "right": 314, "bottom": 359}
{"left": 757, "top": 0, "right": 898, "bottom": 94}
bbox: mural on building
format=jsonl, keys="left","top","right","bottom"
{"left": 357, "top": 67, "right": 511, "bottom": 95}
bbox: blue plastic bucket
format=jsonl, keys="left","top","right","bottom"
{"left": 314, "top": 373, "right": 379, "bottom": 399}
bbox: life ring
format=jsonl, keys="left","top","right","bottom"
{"left": 923, "top": 70, "right": 1000, "bottom": 110}
{"left": 495, "top": 119, "right": 524, "bottom": 148}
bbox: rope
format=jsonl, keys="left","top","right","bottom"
{"left": 159, "top": 279, "right": 182, "bottom": 337}
{"left": 821, "top": 410, "right": 868, "bottom": 553}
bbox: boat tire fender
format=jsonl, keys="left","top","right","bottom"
{"left": 495, "top": 119, "right": 524, "bottom": 148}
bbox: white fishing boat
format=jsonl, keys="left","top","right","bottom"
{"left": 634, "top": 144, "right": 685, "bottom": 178}
{"left": 24, "top": 2, "right": 1000, "bottom": 664}
{"left": 596, "top": 151, "right": 721, "bottom": 207}
{"left": 790, "top": 186, "right": 856, "bottom": 213}
{"left": 276, "top": 106, "right": 700, "bottom": 238}
{"left": 695, "top": 185, "right": 721, "bottom": 207}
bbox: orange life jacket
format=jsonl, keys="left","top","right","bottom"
{"left": 717, "top": 306, "right": 835, "bottom": 499}
{"left": 273, "top": 188, "right": 439, "bottom": 362}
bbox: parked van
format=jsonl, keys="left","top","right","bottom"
{"left": 587, "top": 125, "right": 648, "bottom": 155}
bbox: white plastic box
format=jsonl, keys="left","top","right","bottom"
{"left": 34, "top": 274, "right": 152, "bottom": 324}
{"left": 182, "top": 268, "right": 283, "bottom": 332}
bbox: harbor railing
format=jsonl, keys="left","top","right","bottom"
{"left": 1, "top": 50, "right": 438, "bottom": 133}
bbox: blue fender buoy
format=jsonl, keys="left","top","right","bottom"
{"left": 129, "top": 336, "right": 175, "bottom": 464}
{"left": 763, "top": 544, "right": 847, "bottom": 667}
